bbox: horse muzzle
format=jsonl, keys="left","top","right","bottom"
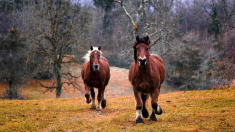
{"left": 138, "top": 58, "right": 146, "bottom": 66}
{"left": 93, "top": 64, "right": 99, "bottom": 71}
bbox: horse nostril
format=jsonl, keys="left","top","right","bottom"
{"left": 138, "top": 58, "right": 146, "bottom": 66}
{"left": 93, "top": 65, "right": 99, "bottom": 69}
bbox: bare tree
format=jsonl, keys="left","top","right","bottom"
{"left": 27, "top": 0, "right": 91, "bottom": 98}
{"left": 204, "top": 0, "right": 235, "bottom": 39}
{"left": 115, "top": 0, "right": 176, "bottom": 54}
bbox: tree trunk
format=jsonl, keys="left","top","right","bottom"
{"left": 9, "top": 79, "right": 13, "bottom": 99}
{"left": 54, "top": 61, "right": 62, "bottom": 98}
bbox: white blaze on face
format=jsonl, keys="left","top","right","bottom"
{"left": 82, "top": 47, "right": 102, "bottom": 61}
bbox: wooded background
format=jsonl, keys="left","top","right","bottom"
{"left": 0, "top": 0, "right": 235, "bottom": 99}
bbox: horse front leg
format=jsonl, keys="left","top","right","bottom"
{"left": 85, "top": 84, "right": 91, "bottom": 103}
{"left": 96, "top": 87, "right": 104, "bottom": 112}
{"left": 101, "top": 90, "right": 106, "bottom": 108}
{"left": 149, "top": 86, "right": 162, "bottom": 121}
{"left": 134, "top": 87, "right": 144, "bottom": 124}
{"left": 90, "top": 87, "right": 96, "bottom": 109}
{"left": 141, "top": 93, "right": 149, "bottom": 118}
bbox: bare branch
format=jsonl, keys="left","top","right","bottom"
{"left": 149, "top": 35, "right": 163, "bottom": 48}
{"left": 35, "top": 80, "right": 57, "bottom": 89}
{"left": 115, "top": 0, "right": 135, "bottom": 26}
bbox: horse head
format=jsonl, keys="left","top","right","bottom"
{"left": 133, "top": 35, "right": 150, "bottom": 67}
{"left": 89, "top": 46, "right": 102, "bottom": 71}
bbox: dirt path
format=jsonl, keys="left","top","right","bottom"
{"left": 59, "top": 66, "right": 133, "bottom": 98}
{"left": 0, "top": 66, "right": 133, "bottom": 99}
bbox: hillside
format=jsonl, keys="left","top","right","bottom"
{"left": 0, "top": 88, "right": 234, "bottom": 131}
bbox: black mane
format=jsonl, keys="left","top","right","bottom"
{"left": 133, "top": 36, "right": 150, "bottom": 62}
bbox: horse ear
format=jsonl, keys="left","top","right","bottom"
{"left": 145, "top": 36, "right": 150, "bottom": 44}
{"left": 90, "top": 46, "right": 93, "bottom": 51}
{"left": 98, "top": 46, "right": 101, "bottom": 51}
{"left": 136, "top": 35, "right": 140, "bottom": 42}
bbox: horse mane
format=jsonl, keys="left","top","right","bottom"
{"left": 133, "top": 36, "right": 151, "bottom": 62}
{"left": 83, "top": 47, "right": 103, "bottom": 61}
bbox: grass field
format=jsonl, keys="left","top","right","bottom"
{"left": 0, "top": 88, "right": 234, "bottom": 131}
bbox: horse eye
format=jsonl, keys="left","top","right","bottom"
{"left": 91, "top": 55, "right": 93, "bottom": 57}
{"left": 136, "top": 48, "right": 139, "bottom": 50}
{"left": 146, "top": 48, "right": 149, "bottom": 50}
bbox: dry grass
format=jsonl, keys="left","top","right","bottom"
{"left": 0, "top": 88, "right": 234, "bottom": 131}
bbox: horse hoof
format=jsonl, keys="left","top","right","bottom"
{"left": 86, "top": 98, "right": 91, "bottom": 104}
{"left": 149, "top": 116, "right": 157, "bottom": 121}
{"left": 90, "top": 105, "right": 96, "bottom": 109}
{"left": 136, "top": 118, "right": 145, "bottom": 124}
{"left": 101, "top": 99, "right": 106, "bottom": 108}
{"left": 149, "top": 111, "right": 157, "bottom": 121}
{"left": 96, "top": 108, "right": 102, "bottom": 112}
{"left": 142, "top": 107, "right": 149, "bottom": 118}
{"left": 149, "top": 115, "right": 157, "bottom": 121}
{"left": 156, "top": 106, "right": 162, "bottom": 115}
{"left": 85, "top": 94, "right": 91, "bottom": 104}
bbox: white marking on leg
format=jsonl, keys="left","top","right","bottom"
{"left": 157, "top": 106, "right": 161, "bottom": 113}
{"left": 135, "top": 92, "right": 142, "bottom": 119}
{"left": 98, "top": 101, "right": 102, "bottom": 109}
{"left": 136, "top": 110, "right": 142, "bottom": 119}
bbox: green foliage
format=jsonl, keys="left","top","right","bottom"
{"left": 0, "top": 29, "right": 29, "bottom": 99}
{"left": 165, "top": 33, "right": 205, "bottom": 90}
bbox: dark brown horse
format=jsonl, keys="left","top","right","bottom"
{"left": 129, "top": 35, "right": 165, "bottom": 124}
{"left": 81, "top": 46, "right": 110, "bottom": 112}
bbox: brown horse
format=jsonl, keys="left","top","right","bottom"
{"left": 129, "top": 35, "right": 165, "bottom": 124}
{"left": 81, "top": 46, "right": 110, "bottom": 112}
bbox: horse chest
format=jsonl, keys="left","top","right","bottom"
{"left": 87, "top": 74, "right": 102, "bottom": 87}
{"left": 137, "top": 81, "right": 152, "bottom": 92}
{"left": 136, "top": 74, "right": 153, "bottom": 92}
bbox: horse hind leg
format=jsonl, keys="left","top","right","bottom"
{"left": 90, "top": 88, "right": 96, "bottom": 109}
{"left": 141, "top": 93, "right": 149, "bottom": 118}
